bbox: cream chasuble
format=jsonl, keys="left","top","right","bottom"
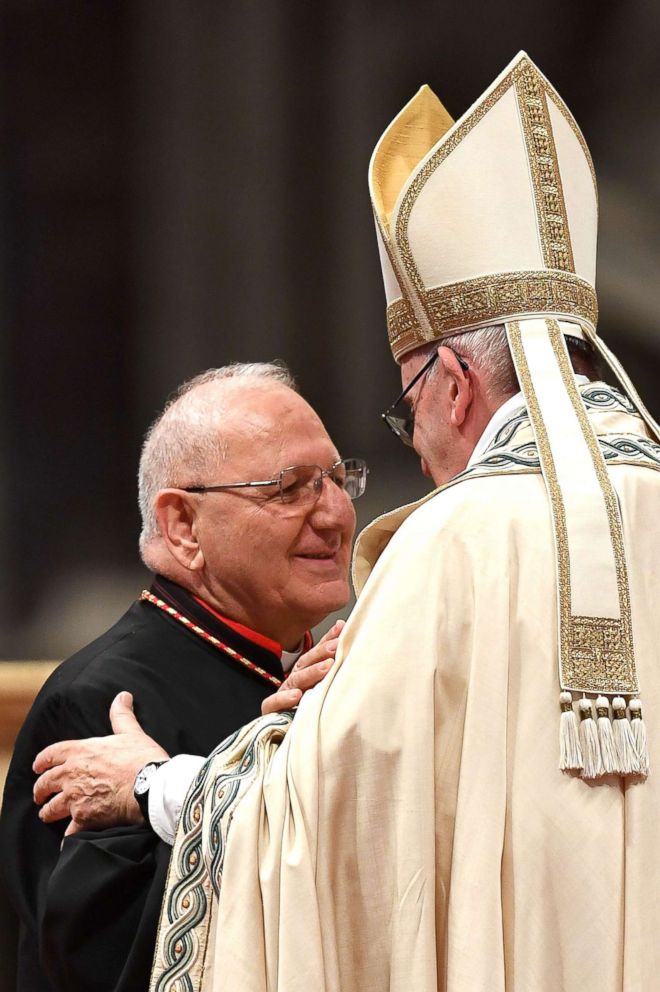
{"left": 151, "top": 50, "right": 660, "bottom": 992}
{"left": 151, "top": 386, "right": 660, "bottom": 992}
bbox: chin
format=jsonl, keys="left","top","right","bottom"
{"left": 319, "top": 581, "right": 351, "bottom": 613}
{"left": 300, "top": 581, "right": 350, "bottom": 623}
{"left": 425, "top": 459, "right": 453, "bottom": 487}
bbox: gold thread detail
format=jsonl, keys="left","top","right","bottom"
{"left": 375, "top": 209, "right": 409, "bottom": 302}
{"left": 386, "top": 297, "right": 420, "bottom": 352}
{"left": 374, "top": 207, "right": 421, "bottom": 349}
{"left": 387, "top": 270, "right": 597, "bottom": 360}
{"left": 547, "top": 319, "right": 636, "bottom": 692}
{"left": 354, "top": 381, "right": 656, "bottom": 596}
{"left": 507, "top": 320, "right": 637, "bottom": 695}
{"left": 507, "top": 319, "right": 571, "bottom": 682}
{"left": 395, "top": 65, "right": 517, "bottom": 300}
{"left": 547, "top": 90, "right": 597, "bottom": 195}
{"left": 514, "top": 65, "right": 575, "bottom": 272}
{"left": 606, "top": 456, "right": 660, "bottom": 476}
{"left": 388, "top": 56, "right": 590, "bottom": 345}
{"left": 568, "top": 616, "right": 635, "bottom": 694}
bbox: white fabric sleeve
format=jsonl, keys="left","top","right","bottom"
{"left": 148, "top": 754, "right": 206, "bottom": 845}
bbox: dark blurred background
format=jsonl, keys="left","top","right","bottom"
{"left": 1, "top": 0, "right": 658, "bottom": 661}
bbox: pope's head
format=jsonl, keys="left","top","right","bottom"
{"left": 138, "top": 364, "right": 360, "bottom": 649}
{"left": 394, "top": 325, "right": 600, "bottom": 486}
{"left": 370, "top": 55, "right": 603, "bottom": 486}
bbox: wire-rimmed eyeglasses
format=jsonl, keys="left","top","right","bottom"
{"left": 381, "top": 349, "right": 469, "bottom": 447}
{"left": 182, "top": 458, "right": 368, "bottom": 506}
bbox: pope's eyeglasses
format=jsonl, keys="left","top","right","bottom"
{"left": 183, "top": 458, "right": 368, "bottom": 506}
{"left": 381, "top": 349, "right": 469, "bottom": 447}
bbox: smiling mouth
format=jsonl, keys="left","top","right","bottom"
{"left": 297, "top": 552, "right": 336, "bottom": 560}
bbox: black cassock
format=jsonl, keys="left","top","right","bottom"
{"left": 0, "top": 576, "right": 284, "bottom": 992}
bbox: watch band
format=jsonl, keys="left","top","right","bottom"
{"left": 133, "top": 760, "right": 168, "bottom": 828}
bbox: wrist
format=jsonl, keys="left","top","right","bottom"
{"left": 133, "top": 760, "right": 169, "bottom": 828}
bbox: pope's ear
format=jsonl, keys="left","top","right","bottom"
{"left": 154, "top": 490, "right": 205, "bottom": 571}
{"left": 438, "top": 345, "right": 472, "bottom": 428}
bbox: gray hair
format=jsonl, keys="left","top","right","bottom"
{"left": 427, "top": 324, "right": 599, "bottom": 398}
{"left": 138, "top": 362, "right": 296, "bottom": 562}
{"left": 441, "top": 325, "right": 517, "bottom": 399}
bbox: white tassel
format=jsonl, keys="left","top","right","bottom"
{"left": 595, "top": 696, "right": 618, "bottom": 775}
{"left": 612, "top": 697, "right": 640, "bottom": 775}
{"left": 578, "top": 698, "right": 603, "bottom": 779}
{"left": 629, "top": 698, "right": 649, "bottom": 777}
{"left": 559, "top": 691, "right": 582, "bottom": 770}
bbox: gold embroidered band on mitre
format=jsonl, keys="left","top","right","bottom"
{"left": 386, "top": 270, "right": 598, "bottom": 360}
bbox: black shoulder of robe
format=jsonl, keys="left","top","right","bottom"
{"left": 0, "top": 580, "right": 283, "bottom": 992}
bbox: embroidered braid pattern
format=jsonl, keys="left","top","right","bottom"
{"left": 151, "top": 712, "right": 293, "bottom": 992}
{"left": 458, "top": 383, "right": 660, "bottom": 482}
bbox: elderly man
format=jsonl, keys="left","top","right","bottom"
{"left": 32, "top": 53, "right": 660, "bottom": 991}
{"left": 1, "top": 361, "right": 363, "bottom": 992}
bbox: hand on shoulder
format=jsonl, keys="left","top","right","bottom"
{"left": 33, "top": 691, "right": 169, "bottom": 836}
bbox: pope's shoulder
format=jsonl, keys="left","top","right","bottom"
{"left": 403, "top": 469, "right": 549, "bottom": 539}
{"left": 353, "top": 471, "right": 551, "bottom": 596}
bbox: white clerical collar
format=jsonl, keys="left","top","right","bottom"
{"left": 281, "top": 644, "right": 303, "bottom": 674}
{"left": 468, "top": 374, "right": 589, "bottom": 468}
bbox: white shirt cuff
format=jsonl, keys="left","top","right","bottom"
{"left": 147, "top": 754, "right": 205, "bottom": 845}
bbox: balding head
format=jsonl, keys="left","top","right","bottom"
{"left": 136, "top": 362, "right": 356, "bottom": 647}
{"left": 138, "top": 363, "right": 296, "bottom": 569}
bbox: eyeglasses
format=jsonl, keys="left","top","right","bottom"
{"left": 183, "top": 458, "right": 368, "bottom": 506}
{"left": 381, "top": 348, "right": 469, "bottom": 447}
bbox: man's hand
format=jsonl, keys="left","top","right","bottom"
{"left": 261, "top": 619, "right": 345, "bottom": 716}
{"left": 33, "top": 691, "right": 169, "bottom": 836}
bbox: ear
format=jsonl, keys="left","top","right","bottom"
{"left": 438, "top": 346, "right": 472, "bottom": 428}
{"left": 154, "top": 490, "right": 205, "bottom": 571}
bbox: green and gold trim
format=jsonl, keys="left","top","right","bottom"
{"left": 151, "top": 713, "right": 294, "bottom": 991}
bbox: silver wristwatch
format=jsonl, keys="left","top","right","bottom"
{"left": 133, "top": 760, "right": 168, "bottom": 827}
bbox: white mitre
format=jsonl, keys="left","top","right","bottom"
{"left": 369, "top": 52, "right": 659, "bottom": 780}
{"left": 370, "top": 50, "right": 601, "bottom": 360}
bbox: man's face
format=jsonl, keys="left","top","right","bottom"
{"left": 398, "top": 343, "right": 479, "bottom": 487}
{"left": 190, "top": 383, "right": 356, "bottom": 649}
{"left": 399, "top": 347, "right": 451, "bottom": 485}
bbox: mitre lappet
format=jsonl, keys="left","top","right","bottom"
{"left": 369, "top": 50, "right": 660, "bottom": 779}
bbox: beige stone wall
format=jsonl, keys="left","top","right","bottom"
{"left": 0, "top": 662, "right": 59, "bottom": 803}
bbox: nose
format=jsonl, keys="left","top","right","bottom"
{"left": 309, "top": 476, "right": 356, "bottom": 532}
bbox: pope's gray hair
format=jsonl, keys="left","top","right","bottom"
{"left": 441, "top": 325, "right": 517, "bottom": 398}
{"left": 138, "top": 362, "right": 296, "bottom": 564}
{"left": 425, "top": 323, "right": 599, "bottom": 397}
